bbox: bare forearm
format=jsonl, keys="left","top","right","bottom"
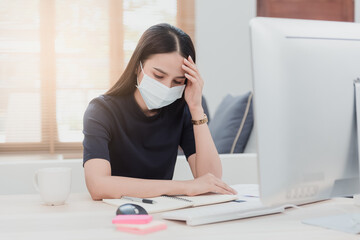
{"left": 191, "top": 109, "right": 222, "bottom": 178}
{"left": 88, "top": 175, "right": 188, "bottom": 200}
{"left": 84, "top": 159, "right": 236, "bottom": 201}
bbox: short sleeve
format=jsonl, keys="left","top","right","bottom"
{"left": 179, "top": 104, "right": 196, "bottom": 159}
{"left": 82, "top": 98, "right": 112, "bottom": 165}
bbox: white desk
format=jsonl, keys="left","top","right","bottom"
{"left": 0, "top": 193, "right": 359, "bottom": 240}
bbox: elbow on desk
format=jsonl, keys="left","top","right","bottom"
{"left": 86, "top": 184, "right": 118, "bottom": 201}
{"left": 85, "top": 176, "right": 117, "bottom": 201}
{"left": 85, "top": 181, "right": 104, "bottom": 201}
{"left": 88, "top": 190, "right": 103, "bottom": 201}
{"left": 84, "top": 159, "right": 119, "bottom": 200}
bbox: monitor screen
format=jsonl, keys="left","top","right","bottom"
{"left": 250, "top": 17, "right": 360, "bottom": 206}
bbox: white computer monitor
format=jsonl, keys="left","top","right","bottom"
{"left": 250, "top": 17, "right": 360, "bottom": 206}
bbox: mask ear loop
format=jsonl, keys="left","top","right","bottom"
{"left": 136, "top": 61, "right": 144, "bottom": 87}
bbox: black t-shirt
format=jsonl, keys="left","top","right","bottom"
{"left": 82, "top": 93, "right": 196, "bottom": 180}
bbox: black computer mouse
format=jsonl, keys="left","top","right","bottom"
{"left": 116, "top": 203, "right": 148, "bottom": 215}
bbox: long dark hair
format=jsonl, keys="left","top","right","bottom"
{"left": 106, "top": 23, "right": 196, "bottom": 96}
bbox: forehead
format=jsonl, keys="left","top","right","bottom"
{"left": 145, "top": 52, "right": 185, "bottom": 73}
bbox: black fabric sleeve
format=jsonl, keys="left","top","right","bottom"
{"left": 82, "top": 98, "right": 112, "bottom": 166}
{"left": 179, "top": 104, "right": 196, "bottom": 160}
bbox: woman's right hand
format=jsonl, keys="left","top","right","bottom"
{"left": 184, "top": 173, "right": 237, "bottom": 196}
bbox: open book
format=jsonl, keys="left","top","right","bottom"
{"left": 103, "top": 193, "right": 238, "bottom": 214}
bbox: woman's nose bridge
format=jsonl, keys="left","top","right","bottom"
{"left": 161, "top": 78, "right": 172, "bottom": 88}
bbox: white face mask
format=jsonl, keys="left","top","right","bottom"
{"left": 136, "top": 62, "right": 186, "bottom": 110}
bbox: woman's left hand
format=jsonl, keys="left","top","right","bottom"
{"left": 182, "top": 56, "right": 204, "bottom": 116}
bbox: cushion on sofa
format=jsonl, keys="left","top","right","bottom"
{"left": 209, "top": 92, "right": 254, "bottom": 154}
{"left": 243, "top": 124, "right": 257, "bottom": 153}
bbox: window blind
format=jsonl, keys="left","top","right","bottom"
{"left": 0, "top": 0, "right": 194, "bottom": 154}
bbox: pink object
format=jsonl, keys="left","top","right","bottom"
{"left": 116, "top": 221, "right": 167, "bottom": 235}
{"left": 112, "top": 215, "right": 152, "bottom": 224}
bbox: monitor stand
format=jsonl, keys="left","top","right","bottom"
{"left": 354, "top": 78, "right": 360, "bottom": 199}
{"left": 301, "top": 79, "right": 360, "bottom": 234}
{"left": 353, "top": 78, "right": 360, "bottom": 206}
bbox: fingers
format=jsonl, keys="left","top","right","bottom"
{"left": 182, "top": 64, "right": 198, "bottom": 79}
{"left": 214, "top": 179, "right": 237, "bottom": 195}
{"left": 183, "top": 66, "right": 201, "bottom": 88}
{"left": 184, "top": 73, "right": 197, "bottom": 85}
{"left": 204, "top": 173, "right": 237, "bottom": 195}
{"left": 187, "top": 174, "right": 238, "bottom": 196}
{"left": 184, "top": 56, "right": 197, "bottom": 72}
{"left": 212, "top": 186, "right": 235, "bottom": 195}
{"left": 182, "top": 57, "right": 204, "bottom": 87}
{"left": 188, "top": 55, "right": 195, "bottom": 64}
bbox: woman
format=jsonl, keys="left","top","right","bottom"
{"left": 83, "top": 23, "right": 236, "bottom": 200}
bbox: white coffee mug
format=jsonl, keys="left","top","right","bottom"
{"left": 33, "top": 167, "right": 72, "bottom": 206}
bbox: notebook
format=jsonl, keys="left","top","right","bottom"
{"left": 161, "top": 184, "right": 293, "bottom": 226}
{"left": 103, "top": 193, "right": 238, "bottom": 214}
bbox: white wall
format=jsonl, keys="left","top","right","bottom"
{"left": 195, "top": 0, "right": 256, "bottom": 115}
{"left": 195, "top": 0, "right": 359, "bottom": 115}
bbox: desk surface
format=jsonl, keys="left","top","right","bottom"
{"left": 0, "top": 192, "right": 359, "bottom": 240}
